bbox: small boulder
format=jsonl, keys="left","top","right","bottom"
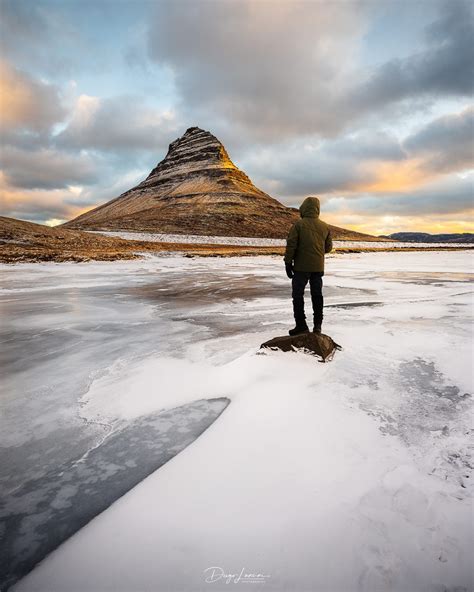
{"left": 260, "top": 332, "right": 341, "bottom": 362}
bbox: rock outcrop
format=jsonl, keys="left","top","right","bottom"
{"left": 63, "top": 127, "right": 379, "bottom": 240}
{"left": 260, "top": 332, "right": 341, "bottom": 362}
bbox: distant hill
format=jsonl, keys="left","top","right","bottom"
{"left": 63, "top": 126, "right": 381, "bottom": 242}
{"left": 388, "top": 232, "right": 474, "bottom": 243}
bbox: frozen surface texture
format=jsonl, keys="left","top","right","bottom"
{"left": 0, "top": 398, "right": 228, "bottom": 590}
{"left": 1, "top": 251, "right": 473, "bottom": 592}
{"left": 91, "top": 230, "right": 473, "bottom": 249}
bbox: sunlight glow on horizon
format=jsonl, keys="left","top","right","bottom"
{"left": 325, "top": 213, "right": 474, "bottom": 236}
{"left": 354, "top": 159, "right": 430, "bottom": 193}
{"left": 1, "top": 0, "right": 473, "bottom": 236}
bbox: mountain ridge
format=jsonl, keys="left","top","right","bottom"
{"left": 387, "top": 232, "right": 474, "bottom": 243}
{"left": 63, "top": 127, "right": 380, "bottom": 241}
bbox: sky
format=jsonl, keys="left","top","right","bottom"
{"left": 0, "top": 0, "right": 473, "bottom": 235}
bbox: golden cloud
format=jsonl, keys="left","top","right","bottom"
{"left": 352, "top": 158, "right": 432, "bottom": 193}
{"left": 0, "top": 173, "right": 85, "bottom": 223}
{"left": 325, "top": 211, "right": 474, "bottom": 236}
{"left": 0, "top": 59, "right": 65, "bottom": 132}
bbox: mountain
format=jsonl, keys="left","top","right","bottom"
{"left": 388, "top": 232, "right": 474, "bottom": 243}
{"left": 64, "top": 127, "right": 379, "bottom": 241}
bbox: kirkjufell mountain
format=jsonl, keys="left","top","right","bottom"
{"left": 64, "top": 127, "right": 376, "bottom": 240}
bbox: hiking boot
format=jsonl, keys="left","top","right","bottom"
{"left": 289, "top": 324, "right": 309, "bottom": 336}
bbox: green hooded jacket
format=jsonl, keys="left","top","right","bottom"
{"left": 284, "top": 196, "right": 333, "bottom": 273}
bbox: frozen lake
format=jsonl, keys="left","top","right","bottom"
{"left": 1, "top": 250, "right": 473, "bottom": 591}
{"left": 90, "top": 229, "right": 473, "bottom": 249}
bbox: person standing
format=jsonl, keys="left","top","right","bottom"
{"left": 284, "top": 196, "right": 333, "bottom": 336}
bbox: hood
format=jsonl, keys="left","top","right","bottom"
{"left": 299, "top": 196, "right": 320, "bottom": 218}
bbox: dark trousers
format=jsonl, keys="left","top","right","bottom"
{"left": 292, "top": 271, "right": 323, "bottom": 327}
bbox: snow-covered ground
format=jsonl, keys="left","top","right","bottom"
{"left": 1, "top": 250, "right": 473, "bottom": 592}
{"left": 90, "top": 230, "right": 473, "bottom": 249}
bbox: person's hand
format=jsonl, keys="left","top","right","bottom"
{"left": 285, "top": 263, "right": 294, "bottom": 279}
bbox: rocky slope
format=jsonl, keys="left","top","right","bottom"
{"left": 63, "top": 127, "right": 378, "bottom": 241}
{"left": 0, "top": 217, "right": 285, "bottom": 263}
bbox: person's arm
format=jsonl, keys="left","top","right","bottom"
{"left": 325, "top": 229, "right": 333, "bottom": 253}
{"left": 284, "top": 223, "right": 299, "bottom": 277}
{"left": 285, "top": 223, "right": 299, "bottom": 264}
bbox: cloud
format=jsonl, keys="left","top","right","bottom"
{"left": 55, "top": 94, "right": 178, "bottom": 152}
{"left": 0, "top": 0, "right": 87, "bottom": 78}
{"left": 325, "top": 173, "right": 473, "bottom": 216}
{"left": 1, "top": 0, "right": 472, "bottom": 235}
{"left": 0, "top": 146, "right": 99, "bottom": 189}
{"left": 0, "top": 59, "right": 66, "bottom": 133}
{"left": 348, "top": 1, "right": 473, "bottom": 118}
{"left": 147, "top": 0, "right": 474, "bottom": 142}
{"left": 238, "top": 130, "right": 407, "bottom": 199}
{"left": 0, "top": 165, "right": 149, "bottom": 224}
{"left": 321, "top": 173, "right": 474, "bottom": 234}
{"left": 352, "top": 106, "right": 474, "bottom": 192}
{"left": 62, "top": 168, "right": 149, "bottom": 209}
{"left": 148, "top": 0, "right": 367, "bottom": 140}
{"left": 239, "top": 104, "right": 473, "bottom": 202}
{"left": 404, "top": 106, "right": 474, "bottom": 174}
{"left": 0, "top": 62, "right": 173, "bottom": 217}
{"left": 325, "top": 210, "right": 474, "bottom": 237}
{"left": 0, "top": 172, "right": 83, "bottom": 223}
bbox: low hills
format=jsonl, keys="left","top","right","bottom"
{"left": 388, "top": 232, "right": 474, "bottom": 243}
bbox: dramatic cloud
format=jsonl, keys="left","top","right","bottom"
{"left": 325, "top": 174, "right": 473, "bottom": 216}
{"left": 0, "top": 0, "right": 472, "bottom": 234}
{"left": 321, "top": 174, "right": 474, "bottom": 234}
{"left": 0, "top": 171, "right": 84, "bottom": 223}
{"left": 56, "top": 94, "right": 178, "bottom": 152}
{"left": 240, "top": 130, "right": 406, "bottom": 198}
{"left": 348, "top": 1, "right": 474, "bottom": 117}
{"left": 0, "top": 0, "right": 90, "bottom": 78}
{"left": 0, "top": 166, "right": 149, "bottom": 225}
{"left": 404, "top": 107, "right": 474, "bottom": 174}
{"left": 240, "top": 106, "right": 473, "bottom": 204}
{"left": 148, "top": 0, "right": 367, "bottom": 140}
{"left": 0, "top": 60, "right": 66, "bottom": 133}
{"left": 148, "top": 0, "right": 474, "bottom": 142}
{"left": 0, "top": 146, "right": 99, "bottom": 190}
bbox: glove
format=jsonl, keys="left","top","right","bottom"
{"left": 285, "top": 263, "right": 294, "bottom": 279}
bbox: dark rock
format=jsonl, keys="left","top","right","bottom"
{"left": 260, "top": 333, "right": 341, "bottom": 362}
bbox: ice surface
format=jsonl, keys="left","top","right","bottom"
{"left": 0, "top": 398, "right": 229, "bottom": 590}
{"left": 1, "top": 250, "right": 473, "bottom": 592}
